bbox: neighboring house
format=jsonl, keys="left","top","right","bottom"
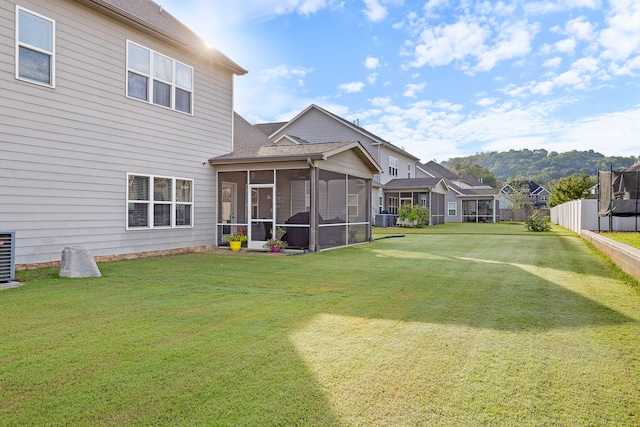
{"left": 209, "top": 114, "right": 381, "bottom": 251}
{"left": 500, "top": 181, "right": 551, "bottom": 210}
{"left": 255, "top": 104, "right": 421, "bottom": 214}
{"left": 417, "top": 161, "right": 501, "bottom": 223}
{"left": 255, "top": 104, "right": 453, "bottom": 225}
{"left": 1, "top": 0, "right": 247, "bottom": 266}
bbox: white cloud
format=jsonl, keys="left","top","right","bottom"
{"left": 555, "top": 38, "right": 577, "bottom": 54}
{"left": 407, "top": 18, "right": 489, "bottom": 68}
{"left": 525, "top": 0, "right": 601, "bottom": 15}
{"left": 405, "top": 16, "right": 538, "bottom": 73}
{"left": 362, "top": 0, "right": 388, "bottom": 22}
{"left": 403, "top": 82, "right": 427, "bottom": 98}
{"left": 564, "top": 16, "right": 597, "bottom": 41}
{"left": 364, "top": 56, "right": 381, "bottom": 69}
{"left": 370, "top": 96, "right": 392, "bottom": 107}
{"left": 476, "top": 97, "right": 497, "bottom": 107}
{"left": 600, "top": 0, "right": 640, "bottom": 61}
{"left": 256, "top": 65, "right": 314, "bottom": 82}
{"left": 474, "top": 20, "right": 539, "bottom": 72}
{"left": 367, "top": 73, "right": 379, "bottom": 84}
{"left": 338, "top": 81, "right": 366, "bottom": 93}
{"left": 544, "top": 56, "right": 563, "bottom": 68}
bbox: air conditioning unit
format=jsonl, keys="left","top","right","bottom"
{"left": 0, "top": 231, "right": 16, "bottom": 283}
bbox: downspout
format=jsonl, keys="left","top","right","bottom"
{"left": 307, "top": 157, "right": 318, "bottom": 251}
{"left": 429, "top": 191, "right": 432, "bottom": 226}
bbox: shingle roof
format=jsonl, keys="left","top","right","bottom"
{"left": 384, "top": 178, "right": 444, "bottom": 190}
{"left": 86, "top": 0, "right": 247, "bottom": 75}
{"left": 260, "top": 105, "right": 420, "bottom": 161}
{"left": 419, "top": 161, "right": 460, "bottom": 179}
{"left": 625, "top": 161, "right": 640, "bottom": 172}
{"left": 255, "top": 122, "right": 287, "bottom": 137}
{"left": 210, "top": 115, "right": 380, "bottom": 174}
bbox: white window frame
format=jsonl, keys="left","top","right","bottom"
{"left": 448, "top": 202, "right": 457, "bottom": 216}
{"left": 16, "top": 6, "right": 55, "bottom": 88}
{"left": 126, "top": 40, "right": 194, "bottom": 114}
{"left": 388, "top": 196, "right": 399, "bottom": 214}
{"left": 126, "top": 173, "right": 194, "bottom": 230}
{"left": 348, "top": 194, "right": 358, "bottom": 218}
{"left": 389, "top": 156, "right": 398, "bottom": 176}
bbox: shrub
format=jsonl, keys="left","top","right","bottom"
{"left": 525, "top": 211, "right": 552, "bottom": 232}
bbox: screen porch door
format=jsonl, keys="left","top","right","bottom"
{"left": 248, "top": 184, "right": 275, "bottom": 250}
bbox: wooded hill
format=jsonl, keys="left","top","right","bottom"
{"left": 443, "top": 149, "right": 638, "bottom": 187}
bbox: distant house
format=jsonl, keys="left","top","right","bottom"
{"left": 417, "top": 161, "right": 501, "bottom": 223}
{"left": 2, "top": 0, "right": 247, "bottom": 266}
{"left": 255, "top": 104, "right": 450, "bottom": 225}
{"left": 500, "top": 181, "right": 551, "bottom": 210}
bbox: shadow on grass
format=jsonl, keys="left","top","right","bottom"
{"left": 351, "top": 244, "right": 636, "bottom": 332}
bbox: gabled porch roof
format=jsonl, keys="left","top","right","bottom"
{"left": 209, "top": 113, "right": 381, "bottom": 174}
{"left": 383, "top": 178, "right": 447, "bottom": 191}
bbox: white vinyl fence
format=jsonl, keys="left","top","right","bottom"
{"left": 550, "top": 199, "right": 640, "bottom": 233}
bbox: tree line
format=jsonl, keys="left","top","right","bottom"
{"left": 443, "top": 149, "right": 638, "bottom": 188}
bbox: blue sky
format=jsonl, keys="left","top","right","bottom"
{"left": 161, "top": 0, "right": 640, "bottom": 163}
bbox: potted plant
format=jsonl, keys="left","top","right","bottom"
{"left": 225, "top": 226, "right": 248, "bottom": 251}
{"left": 264, "top": 226, "right": 286, "bottom": 252}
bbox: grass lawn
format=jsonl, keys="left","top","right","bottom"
{"left": 600, "top": 231, "right": 640, "bottom": 250}
{"left": 2, "top": 223, "right": 639, "bottom": 426}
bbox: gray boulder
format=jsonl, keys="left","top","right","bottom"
{"left": 59, "top": 246, "right": 101, "bottom": 278}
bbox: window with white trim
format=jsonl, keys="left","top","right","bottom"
{"left": 388, "top": 196, "right": 399, "bottom": 214}
{"left": 389, "top": 156, "right": 398, "bottom": 176}
{"left": 126, "top": 41, "right": 193, "bottom": 114}
{"left": 16, "top": 6, "right": 55, "bottom": 87}
{"left": 127, "top": 174, "right": 193, "bottom": 229}
{"left": 348, "top": 194, "right": 358, "bottom": 218}
{"left": 448, "top": 202, "right": 457, "bottom": 216}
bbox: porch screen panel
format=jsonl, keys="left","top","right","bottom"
{"left": 319, "top": 225, "right": 346, "bottom": 250}
{"left": 276, "top": 169, "right": 310, "bottom": 223}
{"left": 319, "top": 170, "right": 346, "bottom": 223}
{"left": 347, "top": 177, "right": 369, "bottom": 223}
{"left": 249, "top": 170, "right": 274, "bottom": 184}
{"left": 347, "top": 224, "right": 369, "bottom": 244}
{"left": 432, "top": 193, "right": 445, "bottom": 225}
{"left": 217, "top": 172, "right": 248, "bottom": 224}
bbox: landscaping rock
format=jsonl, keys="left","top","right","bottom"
{"left": 59, "top": 246, "right": 101, "bottom": 278}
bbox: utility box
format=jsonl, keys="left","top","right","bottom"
{"left": 0, "top": 231, "right": 16, "bottom": 283}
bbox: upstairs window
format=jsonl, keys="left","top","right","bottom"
{"left": 16, "top": 6, "right": 55, "bottom": 87}
{"left": 126, "top": 41, "right": 193, "bottom": 114}
{"left": 389, "top": 156, "right": 398, "bottom": 176}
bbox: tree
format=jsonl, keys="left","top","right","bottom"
{"left": 502, "top": 182, "right": 530, "bottom": 222}
{"left": 548, "top": 173, "right": 596, "bottom": 208}
{"left": 447, "top": 157, "right": 500, "bottom": 187}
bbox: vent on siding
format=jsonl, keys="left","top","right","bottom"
{"left": 0, "top": 231, "right": 16, "bottom": 283}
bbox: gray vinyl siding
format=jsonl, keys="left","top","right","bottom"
{"left": 1, "top": 0, "right": 237, "bottom": 264}
{"left": 272, "top": 108, "right": 415, "bottom": 185}
{"left": 322, "top": 150, "right": 372, "bottom": 178}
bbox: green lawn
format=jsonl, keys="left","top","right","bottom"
{"left": 2, "top": 223, "right": 639, "bottom": 426}
{"left": 600, "top": 231, "right": 640, "bottom": 250}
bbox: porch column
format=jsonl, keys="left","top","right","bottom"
{"left": 310, "top": 163, "right": 318, "bottom": 251}
{"left": 429, "top": 191, "right": 432, "bottom": 226}
{"left": 367, "top": 179, "right": 373, "bottom": 242}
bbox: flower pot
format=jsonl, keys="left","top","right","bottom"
{"left": 270, "top": 246, "right": 280, "bottom": 253}
{"left": 229, "top": 241, "right": 241, "bottom": 251}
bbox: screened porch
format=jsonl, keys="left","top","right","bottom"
{"left": 217, "top": 168, "right": 372, "bottom": 251}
